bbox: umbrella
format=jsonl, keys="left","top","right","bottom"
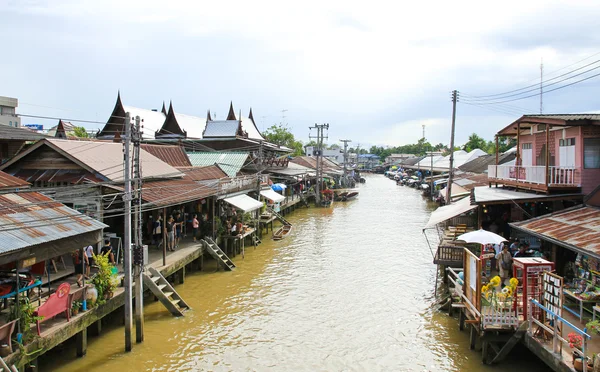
{"left": 271, "top": 183, "right": 287, "bottom": 191}
{"left": 456, "top": 229, "right": 506, "bottom": 245}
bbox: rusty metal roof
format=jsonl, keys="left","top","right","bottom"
{"left": 10, "top": 169, "right": 104, "bottom": 184}
{"left": 140, "top": 144, "right": 192, "bottom": 167}
{"left": 523, "top": 114, "right": 600, "bottom": 121}
{"left": 0, "top": 171, "right": 29, "bottom": 190}
{"left": 139, "top": 179, "right": 217, "bottom": 207}
{"left": 510, "top": 206, "right": 600, "bottom": 258}
{"left": 177, "top": 165, "right": 227, "bottom": 181}
{"left": 0, "top": 191, "right": 107, "bottom": 253}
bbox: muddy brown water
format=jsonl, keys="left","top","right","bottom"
{"left": 45, "top": 175, "right": 547, "bottom": 371}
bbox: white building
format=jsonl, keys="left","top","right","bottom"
{"left": 385, "top": 153, "right": 415, "bottom": 164}
{"left": 0, "top": 96, "right": 20, "bottom": 128}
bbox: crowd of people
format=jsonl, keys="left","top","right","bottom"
{"left": 491, "top": 239, "right": 539, "bottom": 284}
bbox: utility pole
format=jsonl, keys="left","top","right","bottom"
{"left": 340, "top": 139, "right": 351, "bottom": 175}
{"left": 132, "top": 116, "right": 144, "bottom": 344}
{"left": 422, "top": 124, "right": 426, "bottom": 140}
{"left": 446, "top": 90, "right": 459, "bottom": 205}
{"left": 309, "top": 123, "right": 329, "bottom": 205}
{"left": 123, "top": 113, "right": 133, "bottom": 352}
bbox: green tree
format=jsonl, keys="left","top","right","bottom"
{"left": 328, "top": 143, "right": 341, "bottom": 150}
{"left": 72, "top": 126, "right": 89, "bottom": 138}
{"left": 263, "top": 124, "right": 304, "bottom": 156}
{"left": 462, "top": 133, "right": 488, "bottom": 152}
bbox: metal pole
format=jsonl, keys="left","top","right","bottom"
{"left": 545, "top": 123, "right": 550, "bottom": 189}
{"left": 162, "top": 208, "right": 167, "bottom": 265}
{"left": 446, "top": 90, "right": 458, "bottom": 205}
{"left": 133, "top": 115, "right": 144, "bottom": 343}
{"left": 430, "top": 154, "right": 434, "bottom": 200}
{"left": 123, "top": 112, "right": 133, "bottom": 352}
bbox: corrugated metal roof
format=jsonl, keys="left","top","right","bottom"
{"left": 523, "top": 114, "right": 600, "bottom": 121}
{"left": 177, "top": 165, "right": 227, "bottom": 181}
{"left": 140, "top": 144, "right": 191, "bottom": 167}
{"left": 290, "top": 156, "right": 343, "bottom": 175}
{"left": 203, "top": 121, "right": 240, "bottom": 138}
{"left": 510, "top": 206, "right": 600, "bottom": 257}
{"left": 458, "top": 152, "right": 516, "bottom": 174}
{"left": 0, "top": 125, "right": 48, "bottom": 141}
{"left": 0, "top": 171, "right": 29, "bottom": 190}
{"left": 0, "top": 192, "right": 107, "bottom": 253}
{"left": 472, "top": 186, "right": 581, "bottom": 204}
{"left": 186, "top": 152, "right": 249, "bottom": 177}
{"left": 10, "top": 169, "right": 104, "bottom": 184}
{"left": 139, "top": 179, "right": 217, "bottom": 207}
{"left": 42, "top": 139, "right": 182, "bottom": 182}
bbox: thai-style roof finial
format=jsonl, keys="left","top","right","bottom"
{"left": 207, "top": 109, "right": 212, "bottom": 121}
{"left": 226, "top": 101, "right": 237, "bottom": 120}
{"left": 248, "top": 107, "right": 256, "bottom": 124}
{"left": 161, "top": 101, "right": 167, "bottom": 115}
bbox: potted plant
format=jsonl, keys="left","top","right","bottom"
{"left": 71, "top": 301, "right": 82, "bottom": 316}
{"left": 92, "top": 252, "right": 117, "bottom": 305}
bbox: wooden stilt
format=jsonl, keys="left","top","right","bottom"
{"left": 469, "top": 325, "right": 476, "bottom": 350}
{"left": 180, "top": 266, "right": 185, "bottom": 284}
{"left": 76, "top": 328, "right": 87, "bottom": 357}
{"left": 459, "top": 310, "right": 465, "bottom": 331}
{"left": 482, "top": 340, "right": 489, "bottom": 364}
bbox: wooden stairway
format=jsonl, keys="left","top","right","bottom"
{"left": 298, "top": 192, "right": 310, "bottom": 207}
{"left": 267, "top": 207, "right": 292, "bottom": 227}
{"left": 202, "top": 237, "right": 236, "bottom": 271}
{"left": 142, "top": 267, "right": 190, "bottom": 317}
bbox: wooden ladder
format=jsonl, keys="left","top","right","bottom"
{"left": 142, "top": 267, "right": 190, "bottom": 317}
{"left": 267, "top": 207, "right": 292, "bottom": 227}
{"left": 202, "top": 238, "right": 236, "bottom": 271}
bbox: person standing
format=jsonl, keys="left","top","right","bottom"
{"left": 165, "top": 216, "right": 175, "bottom": 252}
{"left": 174, "top": 212, "right": 183, "bottom": 249}
{"left": 85, "top": 244, "right": 94, "bottom": 278}
{"left": 153, "top": 215, "right": 163, "bottom": 249}
{"left": 72, "top": 249, "right": 88, "bottom": 287}
{"left": 101, "top": 239, "right": 116, "bottom": 265}
{"left": 192, "top": 214, "right": 199, "bottom": 242}
{"left": 496, "top": 245, "right": 513, "bottom": 284}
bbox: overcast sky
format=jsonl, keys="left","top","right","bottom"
{"left": 3, "top": 0, "right": 600, "bottom": 148}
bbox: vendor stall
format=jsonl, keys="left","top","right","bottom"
{"left": 563, "top": 254, "right": 600, "bottom": 322}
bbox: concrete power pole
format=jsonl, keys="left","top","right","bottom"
{"left": 309, "top": 123, "right": 329, "bottom": 205}
{"left": 132, "top": 116, "right": 144, "bottom": 344}
{"left": 446, "top": 90, "right": 459, "bottom": 205}
{"left": 340, "top": 139, "right": 351, "bottom": 175}
{"left": 123, "top": 113, "right": 133, "bottom": 352}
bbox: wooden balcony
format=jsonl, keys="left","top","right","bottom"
{"left": 487, "top": 165, "right": 581, "bottom": 193}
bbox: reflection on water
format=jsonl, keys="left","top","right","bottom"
{"left": 46, "top": 175, "right": 546, "bottom": 371}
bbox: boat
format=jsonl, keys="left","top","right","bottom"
{"left": 273, "top": 224, "right": 293, "bottom": 240}
{"left": 344, "top": 191, "right": 359, "bottom": 201}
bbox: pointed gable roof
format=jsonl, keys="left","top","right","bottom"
{"left": 206, "top": 109, "right": 212, "bottom": 121}
{"left": 55, "top": 120, "right": 68, "bottom": 138}
{"left": 226, "top": 102, "right": 237, "bottom": 120}
{"left": 161, "top": 101, "right": 167, "bottom": 115}
{"left": 155, "top": 102, "right": 187, "bottom": 139}
{"left": 97, "top": 91, "right": 126, "bottom": 138}
{"left": 248, "top": 108, "right": 255, "bottom": 124}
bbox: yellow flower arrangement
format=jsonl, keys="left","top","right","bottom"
{"left": 509, "top": 278, "right": 519, "bottom": 288}
{"left": 489, "top": 276, "right": 501, "bottom": 287}
{"left": 481, "top": 284, "right": 490, "bottom": 294}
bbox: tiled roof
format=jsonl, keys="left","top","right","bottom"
{"left": 177, "top": 165, "right": 227, "bottom": 181}
{"left": 0, "top": 192, "right": 107, "bottom": 253}
{"left": 510, "top": 206, "right": 600, "bottom": 258}
{"left": 140, "top": 144, "right": 191, "bottom": 167}
{"left": 0, "top": 171, "right": 30, "bottom": 190}
{"left": 186, "top": 152, "right": 249, "bottom": 177}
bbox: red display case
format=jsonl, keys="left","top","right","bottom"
{"left": 513, "top": 257, "right": 554, "bottom": 321}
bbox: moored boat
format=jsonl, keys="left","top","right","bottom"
{"left": 273, "top": 224, "right": 293, "bottom": 240}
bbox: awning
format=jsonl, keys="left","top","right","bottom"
{"left": 424, "top": 196, "right": 476, "bottom": 229}
{"left": 260, "top": 189, "right": 285, "bottom": 203}
{"left": 472, "top": 186, "right": 582, "bottom": 205}
{"left": 223, "top": 194, "right": 263, "bottom": 212}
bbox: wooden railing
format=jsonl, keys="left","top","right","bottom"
{"left": 434, "top": 245, "right": 464, "bottom": 265}
{"left": 488, "top": 165, "right": 580, "bottom": 186}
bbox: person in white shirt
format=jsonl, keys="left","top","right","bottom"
{"left": 85, "top": 245, "right": 94, "bottom": 278}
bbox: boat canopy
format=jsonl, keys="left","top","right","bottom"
{"left": 423, "top": 196, "right": 476, "bottom": 229}
{"left": 260, "top": 189, "right": 285, "bottom": 203}
{"left": 223, "top": 194, "right": 263, "bottom": 212}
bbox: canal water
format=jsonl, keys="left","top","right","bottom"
{"left": 46, "top": 175, "right": 547, "bottom": 371}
